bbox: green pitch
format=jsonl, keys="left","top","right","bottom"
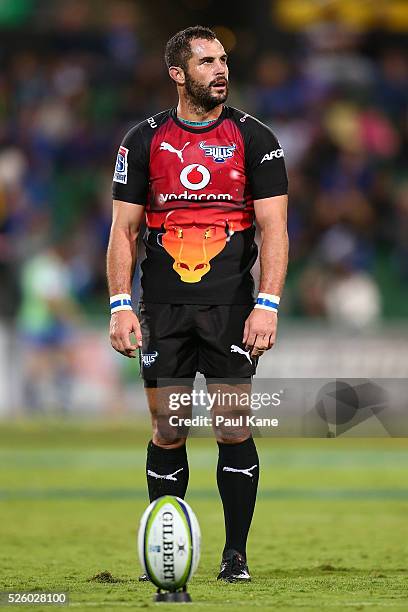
{"left": 0, "top": 420, "right": 407, "bottom": 611}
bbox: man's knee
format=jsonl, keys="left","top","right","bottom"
{"left": 152, "top": 432, "right": 187, "bottom": 449}
{"left": 214, "top": 431, "right": 251, "bottom": 444}
{"left": 213, "top": 417, "right": 251, "bottom": 443}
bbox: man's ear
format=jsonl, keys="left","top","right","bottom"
{"left": 169, "top": 66, "right": 185, "bottom": 86}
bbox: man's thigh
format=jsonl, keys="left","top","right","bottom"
{"left": 138, "top": 303, "right": 258, "bottom": 443}
{"left": 138, "top": 303, "right": 197, "bottom": 444}
{"left": 207, "top": 381, "right": 252, "bottom": 443}
{"left": 195, "top": 304, "right": 259, "bottom": 378}
{"left": 138, "top": 302, "right": 198, "bottom": 384}
{"left": 145, "top": 384, "right": 194, "bottom": 446}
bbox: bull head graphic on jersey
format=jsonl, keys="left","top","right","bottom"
{"left": 160, "top": 210, "right": 232, "bottom": 283}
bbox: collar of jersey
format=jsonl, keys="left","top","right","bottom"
{"left": 171, "top": 106, "right": 226, "bottom": 133}
{"left": 178, "top": 117, "right": 216, "bottom": 127}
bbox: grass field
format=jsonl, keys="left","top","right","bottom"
{"left": 0, "top": 420, "right": 407, "bottom": 610}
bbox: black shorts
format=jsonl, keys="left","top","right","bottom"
{"left": 137, "top": 303, "right": 258, "bottom": 387}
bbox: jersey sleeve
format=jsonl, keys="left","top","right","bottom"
{"left": 112, "top": 125, "right": 149, "bottom": 204}
{"left": 244, "top": 120, "right": 288, "bottom": 200}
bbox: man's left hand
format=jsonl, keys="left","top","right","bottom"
{"left": 243, "top": 309, "right": 278, "bottom": 358}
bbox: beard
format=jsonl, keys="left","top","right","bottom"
{"left": 184, "top": 70, "right": 228, "bottom": 112}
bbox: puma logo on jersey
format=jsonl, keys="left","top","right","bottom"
{"left": 160, "top": 141, "right": 190, "bottom": 163}
{"left": 223, "top": 464, "right": 258, "bottom": 478}
{"left": 261, "top": 149, "right": 284, "bottom": 163}
{"left": 230, "top": 344, "right": 252, "bottom": 363}
{"left": 147, "top": 467, "right": 184, "bottom": 481}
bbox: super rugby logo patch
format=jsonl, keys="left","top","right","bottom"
{"left": 199, "top": 141, "right": 236, "bottom": 163}
{"left": 114, "top": 146, "right": 129, "bottom": 184}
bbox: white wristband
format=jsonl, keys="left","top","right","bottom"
{"left": 110, "top": 293, "right": 132, "bottom": 314}
{"left": 254, "top": 293, "right": 280, "bottom": 312}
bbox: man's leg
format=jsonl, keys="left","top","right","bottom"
{"left": 208, "top": 381, "right": 259, "bottom": 578}
{"left": 138, "top": 383, "right": 192, "bottom": 582}
{"left": 144, "top": 384, "right": 192, "bottom": 502}
{"left": 137, "top": 303, "right": 197, "bottom": 580}
{"left": 138, "top": 303, "right": 198, "bottom": 502}
{"left": 196, "top": 304, "right": 260, "bottom": 581}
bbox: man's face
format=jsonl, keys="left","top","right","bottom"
{"left": 183, "top": 38, "right": 229, "bottom": 110}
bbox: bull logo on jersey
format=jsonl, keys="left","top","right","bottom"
{"left": 160, "top": 210, "right": 232, "bottom": 283}
{"left": 199, "top": 141, "right": 236, "bottom": 163}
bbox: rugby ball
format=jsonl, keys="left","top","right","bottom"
{"left": 137, "top": 495, "right": 201, "bottom": 590}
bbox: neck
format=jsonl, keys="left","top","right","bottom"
{"left": 176, "top": 97, "right": 223, "bottom": 123}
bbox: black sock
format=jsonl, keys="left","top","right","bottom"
{"left": 146, "top": 440, "right": 189, "bottom": 502}
{"left": 217, "top": 437, "right": 259, "bottom": 559}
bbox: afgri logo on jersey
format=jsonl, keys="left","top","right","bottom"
{"left": 260, "top": 149, "right": 284, "bottom": 163}
{"left": 113, "top": 146, "right": 129, "bottom": 184}
{"left": 199, "top": 141, "right": 236, "bottom": 163}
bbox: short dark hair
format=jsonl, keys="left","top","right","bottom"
{"left": 165, "top": 25, "right": 217, "bottom": 71}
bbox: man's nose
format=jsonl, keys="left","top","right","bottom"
{"left": 214, "top": 60, "right": 226, "bottom": 75}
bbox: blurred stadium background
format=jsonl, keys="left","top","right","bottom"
{"left": 0, "top": 0, "right": 407, "bottom": 414}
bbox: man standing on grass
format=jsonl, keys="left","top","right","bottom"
{"left": 107, "top": 26, "right": 288, "bottom": 582}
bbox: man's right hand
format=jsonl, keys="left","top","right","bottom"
{"left": 109, "top": 310, "right": 142, "bottom": 358}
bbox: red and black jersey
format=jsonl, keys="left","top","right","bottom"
{"left": 112, "top": 106, "right": 288, "bottom": 305}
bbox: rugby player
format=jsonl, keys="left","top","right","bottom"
{"left": 107, "top": 26, "right": 288, "bottom": 582}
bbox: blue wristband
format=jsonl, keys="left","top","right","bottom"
{"left": 254, "top": 293, "right": 280, "bottom": 312}
{"left": 110, "top": 293, "right": 132, "bottom": 314}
